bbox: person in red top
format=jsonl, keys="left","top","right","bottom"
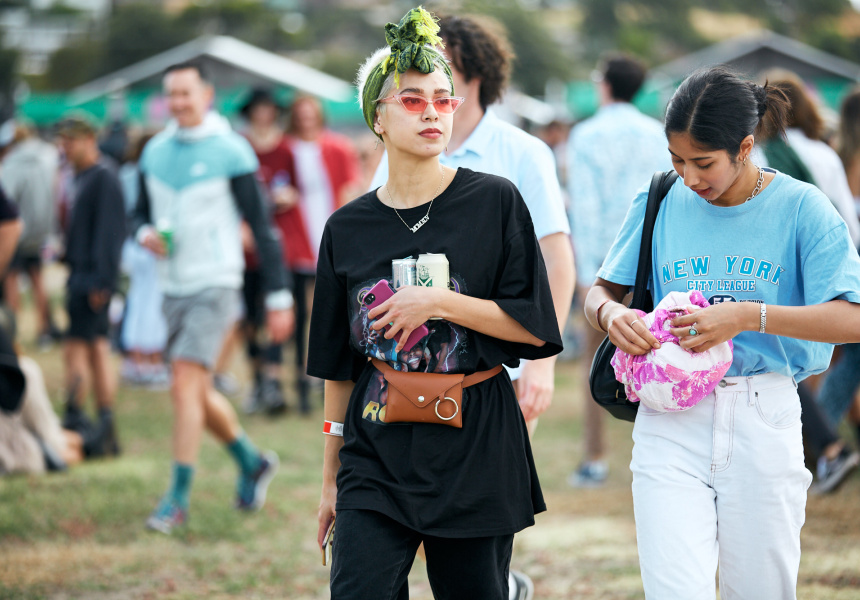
{"left": 239, "top": 88, "right": 300, "bottom": 414}
{"left": 283, "top": 95, "right": 363, "bottom": 410}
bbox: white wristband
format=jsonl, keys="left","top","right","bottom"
{"left": 265, "top": 289, "right": 295, "bottom": 312}
{"left": 759, "top": 303, "right": 767, "bottom": 334}
{"left": 323, "top": 420, "right": 344, "bottom": 436}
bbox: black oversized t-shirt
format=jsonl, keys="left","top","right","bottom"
{"left": 308, "top": 168, "right": 563, "bottom": 537}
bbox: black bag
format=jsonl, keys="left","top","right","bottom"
{"left": 588, "top": 170, "right": 678, "bottom": 422}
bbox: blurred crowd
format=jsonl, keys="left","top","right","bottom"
{"left": 0, "top": 27, "right": 858, "bottom": 522}
{"left": 0, "top": 87, "right": 373, "bottom": 476}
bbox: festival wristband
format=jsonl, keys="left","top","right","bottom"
{"left": 759, "top": 303, "right": 767, "bottom": 334}
{"left": 323, "top": 421, "right": 344, "bottom": 436}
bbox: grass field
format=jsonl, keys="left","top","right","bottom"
{"left": 2, "top": 305, "right": 860, "bottom": 599}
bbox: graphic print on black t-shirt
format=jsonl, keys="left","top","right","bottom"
{"left": 349, "top": 275, "right": 471, "bottom": 425}
{"left": 306, "top": 169, "right": 563, "bottom": 537}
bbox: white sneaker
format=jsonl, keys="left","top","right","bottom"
{"left": 509, "top": 569, "right": 534, "bottom": 600}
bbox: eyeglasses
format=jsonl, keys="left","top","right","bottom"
{"left": 377, "top": 94, "right": 466, "bottom": 114}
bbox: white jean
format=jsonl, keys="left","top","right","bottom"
{"left": 631, "top": 373, "right": 813, "bottom": 600}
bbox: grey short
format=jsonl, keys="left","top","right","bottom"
{"left": 163, "top": 288, "right": 240, "bottom": 370}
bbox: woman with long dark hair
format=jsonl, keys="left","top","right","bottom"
{"left": 585, "top": 66, "right": 860, "bottom": 598}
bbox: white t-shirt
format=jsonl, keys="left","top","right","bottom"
{"left": 294, "top": 140, "right": 335, "bottom": 261}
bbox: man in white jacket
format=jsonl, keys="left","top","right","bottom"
{"left": 132, "top": 61, "right": 294, "bottom": 534}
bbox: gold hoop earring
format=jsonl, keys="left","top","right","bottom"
{"left": 743, "top": 157, "right": 747, "bottom": 165}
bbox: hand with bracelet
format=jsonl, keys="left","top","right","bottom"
{"left": 595, "top": 296, "right": 661, "bottom": 356}
{"left": 668, "top": 301, "right": 762, "bottom": 353}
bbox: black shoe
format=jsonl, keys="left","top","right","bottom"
{"left": 83, "top": 410, "right": 121, "bottom": 458}
{"left": 37, "top": 437, "right": 67, "bottom": 472}
{"left": 260, "top": 377, "right": 287, "bottom": 415}
{"left": 62, "top": 403, "right": 93, "bottom": 438}
{"left": 811, "top": 447, "right": 860, "bottom": 494}
{"left": 99, "top": 410, "right": 121, "bottom": 456}
{"left": 297, "top": 378, "right": 311, "bottom": 416}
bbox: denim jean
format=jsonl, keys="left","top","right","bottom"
{"left": 631, "top": 373, "right": 812, "bottom": 600}
{"left": 816, "top": 343, "right": 860, "bottom": 427}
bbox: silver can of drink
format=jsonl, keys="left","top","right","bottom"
{"left": 417, "top": 253, "right": 449, "bottom": 289}
{"left": 392, "top": 257, "right": 417, "bottom": 288}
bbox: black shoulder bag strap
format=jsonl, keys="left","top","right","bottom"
{"left": 588, "top": 170, "right": 678, "bottom": 422}
{"left": 631, "top": 170, "right": 679, "bottom": 312}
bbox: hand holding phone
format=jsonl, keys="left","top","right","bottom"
{"left": 362, "top": 279, "right": 429, "bottom": 352}
{"left": 321, "top": 516, "right": 335, "bottom": 566}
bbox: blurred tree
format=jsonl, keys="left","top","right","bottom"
{"left": 579, "top": 0, "right": 706, "bottom": 63}
{"left": 431, "top": 0, "right": 574, "bottom": 96}
{"left": 44, "top": 40, "right": 102, "bottom": 90}
{"left": 0, "top": 31, "right": 19, "bottom": 120}
{"left": 103, "top": 3, "right": 191, "bottom": 73}
{"left": 577, "top": 0, "right": 855, "bottom": 65}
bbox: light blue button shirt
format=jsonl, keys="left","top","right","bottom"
{"left": 566, "top": 102, "right": 671, "bottom": 285}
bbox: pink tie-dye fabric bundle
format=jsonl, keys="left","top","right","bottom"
{"left": 610, "top": 290, "right": 734, "bottom": 413}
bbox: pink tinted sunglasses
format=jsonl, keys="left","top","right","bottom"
{"left": 377, "top": 94, "right": 466, "bottom": 114}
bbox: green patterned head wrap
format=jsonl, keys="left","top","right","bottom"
{"left": 358, "top": 6, "right": 453, "bottom": 139}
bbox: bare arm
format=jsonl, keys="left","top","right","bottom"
{"left": 0, "top": 219, "right": 22, "bottom": 275}
{"left": 584, "top": 278, "right": 661, "bottom": 356}
{"left": 669, "top": 299, "right": 860, "bottom": 352}
{"left": 317, "top": 379, "right": 354, "bottom": 548}
{"left": 367, "top": 286, "right": 545, "bottom": 354}
{"left": 539, "top": 232, "right": 575, "bottom": 340}
{"left": 516, "top": 232, "right": 575, "bottom": 421}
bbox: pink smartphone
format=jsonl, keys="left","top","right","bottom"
{"left": 362, "top": 279, "right": 429, "bottom": 352}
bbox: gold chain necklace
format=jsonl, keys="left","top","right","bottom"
{"left": 385, "top": 166, "right": 445, "bottom": 233}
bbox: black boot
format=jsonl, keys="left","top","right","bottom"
{"left": 97, "top": 407, "right": 121, "bottom": 456}
{"left": 297, "top": 378, "right": 311, "bottom": 416}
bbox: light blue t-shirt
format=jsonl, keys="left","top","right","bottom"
{"left": 598, "top": 169, "right": 860, "bottom": 381}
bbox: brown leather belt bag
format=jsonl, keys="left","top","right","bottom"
{"left": 371, "top": 358, "right": 503, "bottom": 429}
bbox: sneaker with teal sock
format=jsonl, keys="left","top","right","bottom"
{"left": 146, "top": 463, "right": 193, "bottom": 534}
{"left": 146, "top": 495, "right": 188, "bottom": 534}
{"left": 236, "top": 450, "right": 279, "bottom": 511}
{"left": 227, "top": 433, "right": 262, "bottom": 475}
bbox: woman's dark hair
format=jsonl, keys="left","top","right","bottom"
{"left": 665, "top": 66, "right": 790, "bottom": 159}
{"left": 437, "top": 14, "right": 514, "bottom": 111}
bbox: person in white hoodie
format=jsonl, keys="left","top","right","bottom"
{"left": 759, "top": 70, "right": 860, "bottom": 246}
{"left": 132, "top": 61, "right": 295, "bottom": 534}
{"left": 0, "top": 122, "right": 60, "bottom": 345}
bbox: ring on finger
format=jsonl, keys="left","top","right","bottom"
{"left": 689, "top": 327, "right": 699, "bottom": 336}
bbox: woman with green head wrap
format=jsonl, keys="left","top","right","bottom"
{"left": 308, "top": 7, "right": 563, "bottom": 598}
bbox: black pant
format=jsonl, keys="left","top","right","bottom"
{"left": 242, "top": 269, "right": 283, "bottom": 364}
{"left": 331, "top": 509, "right": 513, "bottom": 600}
{"left": 799, "top": 380, "right": 839, "bottom": 457}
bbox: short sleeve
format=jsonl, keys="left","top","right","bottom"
{"left": 515, "top": 138, "right": 569, "bottom": 239}
{"left": 596, "top": 182, "right": 650, "bottom": 286}
{"left": 491, "top": 188, "right": 564, "bottom": 361}
{"left": 800, "top": 223, "right": 860, "bottom": 306}
{"left": 227, "top": 134, "right": 260, "bottom": 178}
{"left": 307, "top": 224, "right": 366, "bottom": 381}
